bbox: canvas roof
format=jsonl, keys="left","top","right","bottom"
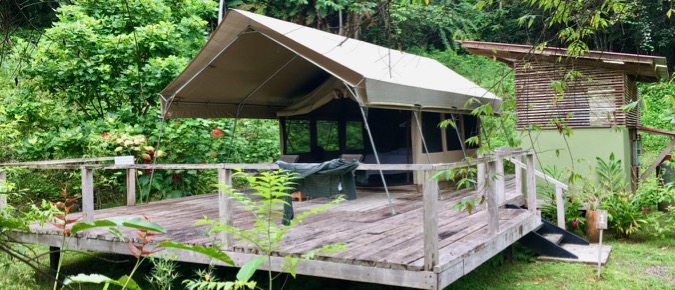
{"left": 460, "top": 41, "right": 669, "bottom": 82}
{"left": 159, "top": 9, "right": 501, "bottom": 119}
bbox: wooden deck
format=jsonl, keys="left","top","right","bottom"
{"left": 13, "top": 175, "right": 540, "bottom": 289}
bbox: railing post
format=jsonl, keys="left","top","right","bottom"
{"left": 126, "top": 168, "right": 136, "bottom": 206}
{"left": 477, "top": 153, "right": 486, "bottom": 195}
{"left": 486, "top": 159, "right": 499, "bottom": 234}
{"left": 555, "top": 186, "right": 566, "bottom": 229}
{"left": 423, "top": 169, "right": 439, "bottom": 271}
{"left": 218, "top": 168, "right": 233, "bottom": 249}
{"left": 515, "top": 156, "right": 523, "bottom": 196}
{"left": 526, "top": 152, "right": 537, "bottom": 214}
{"left": 495, "top": 155, "right": 505, "bottom": 205}
{"left": 81, "top": 166, "right": 94, "bottom": 223}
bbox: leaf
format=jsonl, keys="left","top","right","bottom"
{"left": 159, "top": 241, "right": 234, "bottom": 266}
{"left": 117, "top": 275, "right": 142, "bottom": 290}
{"left": 71, "top": 220, "right": 118, "bottom": 234}
{"left": 108, "top": 227, "right": 125, "bottom": 241}
{"left": 120, "top": 217, "right": 166, "bottom": 233}
{"left": 620, "top": 100, "right": 639, "bottom": 112}
{"left": 237, "top": 257, "right": 265, "bottom": 282}
{"left": 64, "top": 273, "right": 115, "bottom": 285}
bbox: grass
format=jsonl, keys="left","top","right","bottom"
{"left": 1, "top": 229, "right": 673, "bottom": 289}
{"left": 449, "top": 232, "right": 675, "bottom": 289}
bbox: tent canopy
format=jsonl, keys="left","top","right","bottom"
{"left": 160, "top": 9, "right": 501, "bottom": 119}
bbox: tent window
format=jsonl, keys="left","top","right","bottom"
{"left": 346, "top": 121, "right": 364, "bottom": 150}
{"left": 285, "top": 120, "right": 311, "bottom": 154}
{"left": 422, "top": 112, "right": 443, "bottom": 153}
{"left": 463, "top": 115, "right": 479, "bottom": 149}
{"left": 317, "top": 120, "right": 339, "bottom": 151}
{"left": 445, "top": 114, "right": 463, "bottom": 151}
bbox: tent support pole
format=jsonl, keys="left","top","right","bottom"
{"left": 450, "top": 113, "right": 469, "bottom": 160}
{"left": 412, "top": 109, "right": 432, "bottom": 164}
{"left": 344, "top": 83, "right": 396, "bottom": 215}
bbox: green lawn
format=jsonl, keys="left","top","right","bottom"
{"left": 1, "top": 231, "right": 673, "bottom": 289}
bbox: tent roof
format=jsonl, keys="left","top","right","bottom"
{"left": 160, "top": 9, "right": 501, "bottom": 119}
{"left": 460, "top": 41, "right": 669, "bottom": 82}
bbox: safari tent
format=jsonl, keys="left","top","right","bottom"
{"left": 159, "top": 9, "right": 501, "bottom": 185}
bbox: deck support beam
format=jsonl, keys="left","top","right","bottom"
{"left": 422, "top": 170, "right": 439, "bottom": 271}
{"left": 486, "top": 160, "right": 499, "bottom": 234}
{"left": 81, "top": 167, "right": 94, "bottom": 223}
{"left": 218, "top": 168, "right": 234, "bottom": 249}
{"left": 49, "top": 246, "right": 61, "bottom": 276}
{"left": 126, "top": 168, "right": 136, "bottom": 206}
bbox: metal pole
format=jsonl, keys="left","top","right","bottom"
{"left": 218, "top": 0, "right": 224, "bottom": 24}
{"left": 344, "top": 83, "right": 396, "bottom": 215}
{"left": 597, "top": 230, "right": 603, "bottom": 280}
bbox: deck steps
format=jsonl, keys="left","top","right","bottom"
{"left": 517, "top": 218, "right": 611, "bottom": 264}
{"left": 542, "top": 233, "right": 564, "bottom": 245}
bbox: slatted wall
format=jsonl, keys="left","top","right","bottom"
{"left": 624, "top": 76, "right": 641, "bottom": 127}
{"left": 514, "top": 61, "right": 638, "bottom": 129}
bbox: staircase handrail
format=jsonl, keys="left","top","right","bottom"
{"left": 506, "top": 157, "right": 569, "bottom": 229}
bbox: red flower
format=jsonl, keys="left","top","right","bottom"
{"left": 571, "top": 218, "right": 579, "bottom": 228}
{"left": 101, "top": 132, "right": 109, "bottom": 138}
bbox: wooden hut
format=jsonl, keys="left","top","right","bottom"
{"left": 461, "top": 41, "right": 669, "bottom": 187}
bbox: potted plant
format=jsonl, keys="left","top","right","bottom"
{"left": 576, "top": 153, "right": 624, "bottom": 242}
{"left": 577, "top": 183, "right": 610, "bottom": 243}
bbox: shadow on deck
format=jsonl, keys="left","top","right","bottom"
{"left": 14, "top": 175, "right": 540, "bottom": 289}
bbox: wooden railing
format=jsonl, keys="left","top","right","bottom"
{"left": 505, "top": 157, "right": 569, "bottom": 229}
{"left": 0, "top": 149, "right": 540, "bottom": 272}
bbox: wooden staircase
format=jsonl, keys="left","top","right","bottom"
{"left": 518, "top": 218, "right": 612, "bottom": 264}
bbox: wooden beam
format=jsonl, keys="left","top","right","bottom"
{"left": 640, "top": 137, "right": 675, "bottom": 182}
{"left": 81, "top": 167, "right": 94, "bottom": 223}
{"left": 422, "top": 170, "right": 439, "bottom": 271}
{"left": 11, "top": 232, "right": 438, "bottom": 289}
{"left": 495, "top": 156, "right": 505, "bottom": 205}
{"left": 0, "top": 151, "right": 534, "bottom": 172}
{"left": 638, "top": 126, "right": 675, "bottom": 137}
{"left": 126, "top": 169, "right": 136, "bottom": 206}
{"left": 476, "top": 153, "right": 486, "bottom": 196}
{"left": 0, "top": 171, "right": 5, "bottom": 211}
{"left": 0, "top": 194, "right": 6, "bottom": 210}
{"left": 486, "top": 161, "right": 499, "bottom": 234}
{"left": 507, "top": 158, "right": 568, "bottom": 190}
{"left": 218, "top": 168, "right": 234, "bottom": 249}
{"left": 526, "top": 153, "right": 537, "bottom": 213}
{"left": 0, "top": 156, "right": 126, "bottom": 166}
{"left": 555, "top": 186, "right": 566, "bottom": 229}
{"left": 515, "top": 156, "right": 523, "bottom": 196}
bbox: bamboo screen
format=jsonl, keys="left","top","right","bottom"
{"left": 514, "top": 61, "right": 639, "bottom": 129}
